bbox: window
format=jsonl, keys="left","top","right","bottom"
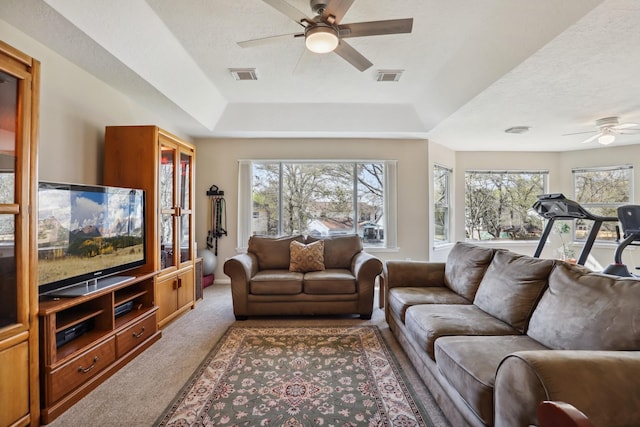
{"left": 573, "top": 165, "right": 633, "bottom": 241}
{"left": 465, "top": 170, "right": 548, "bottom": 241}
{"left": 238, "top": 160, "right": 397, "bottom": 249}
{"left": 433, "top": 164, "right": 452, "bottom": 244}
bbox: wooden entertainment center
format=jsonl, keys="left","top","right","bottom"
{"left": 38, "top": 273, "right": 161, "bottom": 424}
{"left": 38, "top": 125, "right": 197, "bottom": 423}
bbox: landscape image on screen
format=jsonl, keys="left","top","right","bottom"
{"left": 37, "top": 184, "right": 145, "bottom": 290}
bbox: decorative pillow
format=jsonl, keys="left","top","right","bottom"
{"left": 289, "top": 240, "right": 325, "bottom": 273}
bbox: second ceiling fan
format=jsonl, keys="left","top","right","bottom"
{"left": 238, "top": 0, "right": 413, "bottom": 71}
{"left": 564, "top": 116, "right": 640, "bottom": 145}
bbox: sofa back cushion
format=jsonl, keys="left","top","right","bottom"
{"left": 306, "top": 234, "right": 362, "bottom": 269}
{"left": 473, "top": 250, "right": 555, "bottom": 333}
{"left": 528, "top": 262, "right": 640, "bottom": 350}
{"left": 248, "top": 235, "right": 305, "bottom": 270}
{"left": 444, "top": 242, "right": 495, "bottom": 301}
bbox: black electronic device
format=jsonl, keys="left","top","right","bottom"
{"left": 114, "top": 301, "right": 134, "bottom": 318}
{"left": 55, "top": 318, "right": 95, "bottom": 348}
{"left": 37, "top": 181, "right": 146, "bottom": 297}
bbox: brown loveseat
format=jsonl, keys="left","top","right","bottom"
{"left": 383, "top": 242, "right": 640, "bottom": 427}
{"left": 224, "top": 234, "right": 383, "bottom": 320}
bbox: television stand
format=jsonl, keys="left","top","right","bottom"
{"left": 38, "top": 271, "right": 161, "bottom": 424}
{"left": 47, "top": 275, "right": 136, "bottom": 298}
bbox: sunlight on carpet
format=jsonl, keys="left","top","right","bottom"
{"left": 156, "top": 325, "right": 435, "bottom": 426}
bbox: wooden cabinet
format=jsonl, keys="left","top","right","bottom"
{"left": 104, "top": 126, "right": 196, "bottom": 328}
{"left": 0, "top": 41, "right": 40, "bottom": 426}
{"left": 38, "top": 274, "right": 161, "bottom": 424}
{"left": 155, "top": 268, "right": 195, "bottom": 325}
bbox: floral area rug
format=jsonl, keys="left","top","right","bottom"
{"left": 156, "top": 326, "right": 434, "bottom": 426}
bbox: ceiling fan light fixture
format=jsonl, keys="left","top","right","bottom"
{"left": 598, "top": 133, "right": 616, "bottom": 145}
{"left": 305, "top": 25, "right": 339, "bottom": 53}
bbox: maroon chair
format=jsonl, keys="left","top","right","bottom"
{"left": 537, "top": 401, "right": 595, "bottom": 427}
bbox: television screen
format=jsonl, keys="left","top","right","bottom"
{"left": 37, "top": 182, "right": 146, "bottom": 296}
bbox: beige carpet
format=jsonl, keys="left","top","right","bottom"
{"left": 47, "top": 283, "right": 450, "bottom": 427}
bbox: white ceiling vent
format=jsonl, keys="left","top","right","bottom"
{"left": 504, "top": 126, "right": 531, "bottom": 134}
{"left": 376, "top": 69, "right": 404, "bottom": 82}
{"left": 230, "top": 68, "right": 258, "bottom": 81}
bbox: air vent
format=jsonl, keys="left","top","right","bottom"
{"left": 229, "top": 68, "right": 258, "bottom": 81}
{"left": 504, "top": 126, "right": 530, "bottom": 134}
{"left": 376, "top": 69, "right": 403, "bottom": 82}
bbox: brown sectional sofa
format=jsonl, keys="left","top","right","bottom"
{"left": 224, "top": 234, "right": 383, "bottom": 320}
{"left": 383, "top": 242, "right": 640, "bottom": 427}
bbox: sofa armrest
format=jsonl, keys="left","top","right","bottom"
{"left": 223, "top": 253, "right": 258, "bottom": 318}
{"left": 352, "top": 252, "right": 383, "bottom": 285}
{"left": 383, "top": 260, "right": 446, "bottom": 290}
{"left": 494, "top": 350, "right": 640, "bottom": 427}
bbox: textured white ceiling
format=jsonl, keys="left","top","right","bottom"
{"left": 3, "top": 0, "right": 639, "bottom": 151}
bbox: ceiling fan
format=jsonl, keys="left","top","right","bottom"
{"left": 237, "top": 0, "right": 413, "bottom": 71}
{"left": 564, "top": 116, "right": 640, "bottom": 145}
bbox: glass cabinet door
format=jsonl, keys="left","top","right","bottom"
{"left": 159, "top": 143, "right": 176, "bottom": 270}
{"left": 178, "top": 150, "right": 192, "bottom": 265}
{"left": 0, "top": 69, "right": 18, "bottom": 330}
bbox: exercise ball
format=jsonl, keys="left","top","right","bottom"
{"left": 197, "top": 249, "right": 217, "bottom": 276}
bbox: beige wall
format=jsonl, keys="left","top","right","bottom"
{"left": 194, "top": 138, "right": 430, "bottom": 280}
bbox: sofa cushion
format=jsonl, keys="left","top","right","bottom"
{"left": 435, "top": 335, "right": 548, "bottom": 426}
{"left": 250, "top": 270, "right": 303, "bottom": 295}
{"left": 289, "top": 240, "right": 325, "bottom": 272}
{"left": 303, "top": 269, "right": 356, "bottom": 294}
{"left": 528, "top": 262, "right": 640, "bottom": 350}
{"left": 473, "top": 250, "right": 554, "bottom": 333}
{"left": 306, "top": 234, "right": 362, "bottom": 269}
{"left": 388, "top": 287, "right": 470, "bottom": 322}
{"left": 248, "top": 235, "right": 305, "bottom": 270}
{"left": 404, "top": 304, "right": 520, "bottom": 359}
{"left": 444, "top": 242, "right": 495, "bottom": 301}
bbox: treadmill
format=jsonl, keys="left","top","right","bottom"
{"left": 532, "top": 193, "right": 618, "bottom": 266}
{"left": 601, "top": 205, "right": 640, "bottom": 277}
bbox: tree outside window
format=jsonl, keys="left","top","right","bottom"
{"left": 465, "top": 170, "right": 547, "bottom": 241}
{"left": 251, "top": 161, "right": 385, "bottom": 247}
{"left": 573, "top": 165, "right": 633, "bottom": 241}
{"left": 433, "top": 164, "right": 451, "bottom": 244}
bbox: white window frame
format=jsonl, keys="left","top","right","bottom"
{"left": 464, "top": 169, "right": 549, "bottom": 242}
{"left": 572, "top": 165, "right": 633, "bottom": 242}
{"left": 237, "top": 159, "right": 397, "bottom": 251}
{"left": 433, "top": 164, "right": 452, "bottom": 245}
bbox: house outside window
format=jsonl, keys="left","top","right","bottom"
{"left": 433, "top": 164, "right": 452, "bottom": 244}
{"left": 465, "top": 170, "right": 548, "bottom": 241}
{"left": 573, "top": 165, "right": 633, "bottom": 241}
{"left": 241, "top": 160, "right": 397, "bottom": 249}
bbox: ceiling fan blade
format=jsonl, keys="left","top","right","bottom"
{"left": 323, "top": 0, "right": 355, "bottom": 24}
{"left": 293, "top": 47, "right": 314, "bottom": 74}
{"left": 238, "top": 33, "right": 303, "bottom": 48}
{"left": 333, "top": 40, "right": 373, "bottom": 71}
{"left": 562, "top": 130, "right": 596, "bottom": 136}
{"left": 612, "top": 122, "right": 639, "bottom": 130}
{"left": 338, "top": 18, "right": 413, "bottom": 38}
{"left": 262, "top": 0, "right": 311, "bottom": 27}
{"left": 580, "top": 132, "right": 603, "bottom": 144}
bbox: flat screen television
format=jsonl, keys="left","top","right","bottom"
{"left": 37, "top": 181, "right": 146, "bottom": 297}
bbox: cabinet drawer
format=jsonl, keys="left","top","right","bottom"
{"left": 49, "top": 337, "right": 116, "bottom": 403}
{"left": 116, "top": 313, "right": 157, "bottom": 358}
